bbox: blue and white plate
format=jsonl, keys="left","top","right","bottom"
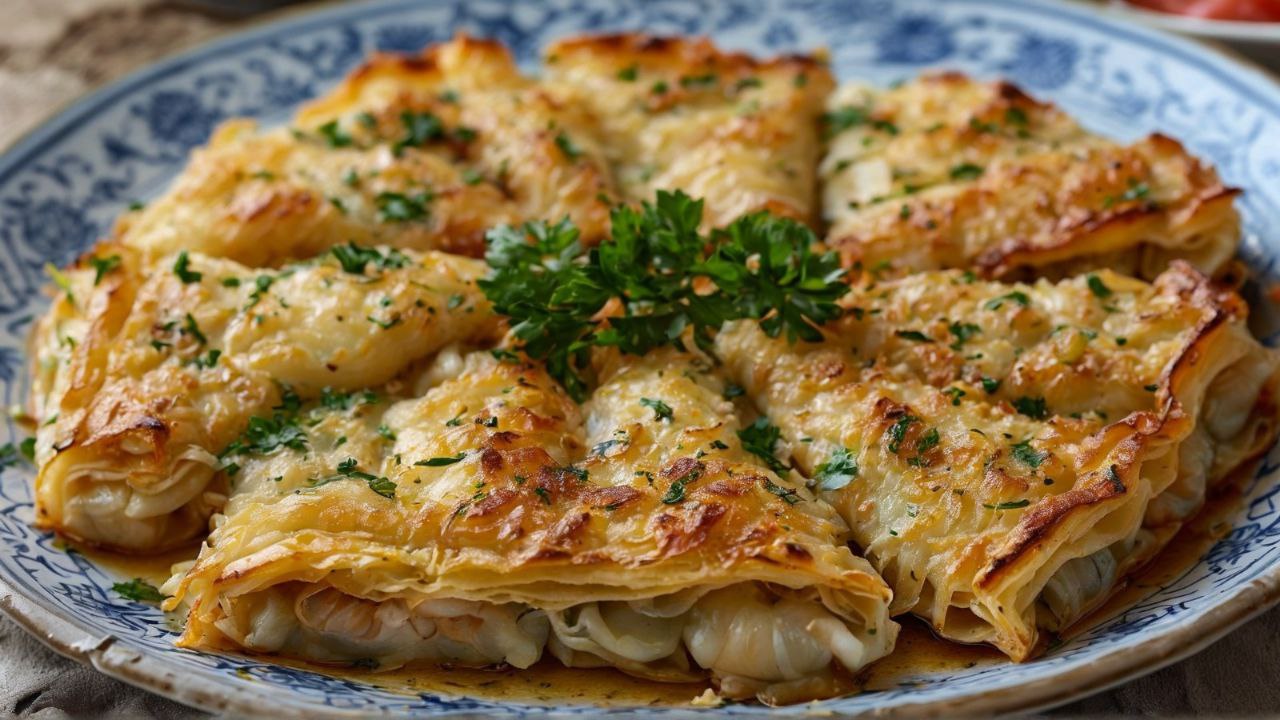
{"left": 3, "top": 0, "right": 1280, "bottom": 716}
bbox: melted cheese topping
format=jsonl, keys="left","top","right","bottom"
{"left": 116, "top": 37, "right": 615, "bottom": 266}
{"left": 169, "top": 349, "right": 895, "bottom": 703}
{"left": 29, "top": 248, "right": 495, "bottom": 551}
{"left": 21, "top": 31, "right": 1274, "bottom": 702}
{"left": 544, "top": 34, "right": 833, "bottom": 227}
{"left": 821, "top": 74, "right": 1240, "bottom": 279}
{"left": 715, "top": 262, "right": 1279, "bottom": 659}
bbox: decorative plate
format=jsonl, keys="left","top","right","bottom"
{"left": 3, "top": 0, "right": 1280, "bottom": 717}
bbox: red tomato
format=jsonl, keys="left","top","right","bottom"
{"left": 1127, "top": 0, "right": 1280, "bottom": 21}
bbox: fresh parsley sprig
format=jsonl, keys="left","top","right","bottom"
{"left": 478, "top": 190, "right": 848, "bottom": 400}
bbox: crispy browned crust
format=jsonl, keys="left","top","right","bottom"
{"left": 822, "top": 72, "right": 1242, "bottom": 280}
{"left": 547, "top": 32, "right": 828, "bottom": 74}
{"left": 975, "top": 261, "right": 1240, "bottom": 592}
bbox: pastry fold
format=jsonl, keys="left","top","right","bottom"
{"left": 28, "top": 246, "right": 495, "bottom": 551}
{"left": 714, "top": 262, "right": 1279, "bottom": 659}
{"left": 544, "top": 33, "right": 833, "bottom": 228}
{"left": 169, "top": 349, "right": 896, "bottom": 704}
{"left": 117, "top": 36, "right": 615, "bottom": 266}
{"left": 820, "top": 74, "right": 1240, "bottom": 280}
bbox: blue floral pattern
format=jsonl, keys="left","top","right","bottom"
{"left": 1, "top": 0, "right": 1279, "bottom": 716}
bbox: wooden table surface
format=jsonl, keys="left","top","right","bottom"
{"left": 1, "top": 1, "right": 1278, "bottom": 717}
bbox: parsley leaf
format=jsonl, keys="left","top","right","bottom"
{"left": 737, "top": 417, "right": 788, "bottom": 473}
{"left": 823, "top": 105, "right": 870, "bottom": 138}
{"left": 415, "top": 453, "right": 466, "bottom": 467}
{"left": 983, "top": 499, "right": 1031, "bottom": 510}
{"left": 896, "top": 330, "right": 932, "bottom": 343}
{"left": 393, "top": 110, "right": 444, "bottom": 155}
{"left": 112, "top": 578, "right": 165, "bottom": 603}
{"left": 813, "top": 447, "right": 858, "bottom": 491}
{"left": 948, "top": 321, "right": 981, "bottom": 350}
{"left": 640, "top": 397, "right": 674, "bottom": 422}
{"left": 478, "top": 190, "right": 848, "bottom": 400}
{"left": 886, "top": 414, "right": 919, "bottom": 454}
{"left": 984, "top": 291, "right": 1030, "bottom": 311}
{"left": 330, "top": 243, "right": 411, "bottom": 274}
{"left": 554, "top": 132, "right": 583, "bottom": 161}
{"left": 1087, "top": 274, "right": 1112, "bottom": 299}
{"left": 173, "top": 251, "right": 203, "bottom": 284}
{"left": 761, "top": 476, "right": 801, "bottom": 505}
{"left": 949, "top": 162, "right": 985, "bottom": 180}
{"left": 317, "top": 120, "right": 353, "bottom": 148}
{"left": 1010, "top": 439, "right": 1049, "bottom": 468}
{"left": 376, "top": 192, "right": 432, "bottom": 223}
{"left": 1012, "top": 395, "right": 1049, "bottom": 420}
{"left": 88, "top": 255, "right": 122, "bottom": 285}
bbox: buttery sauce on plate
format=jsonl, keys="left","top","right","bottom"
{"left": 69, "top": 467, "right": 1251, "bottom": 707}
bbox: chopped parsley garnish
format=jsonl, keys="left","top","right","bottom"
{"left": 948, "top": 321, "right": 981, "bottom": 350}
{"left": 737, "top": 417, "right": 788, "bottom": 473}
{"left": 173, "top": 251, "right": 203, "bottom": 284}
{"left": 907, "top": 427, "right": 940, "bottom": 467}
{"left": 640, "top": 397, "right": 674, "bottom": 422}
{"left": 45, "top": 263, "right": 76, "bottom": 304}
{"left": 182, "top": 313, "right": 207, "bottom": 346}
{"left": 310, "top": 457, "right": 395, "bottom": 498}
{"left": 330, "top": 242, "right": 411, "bottom": 274}
{"left": 223, "top": 414, "right": 306, "bottom": 456}
{"left": 88, "top": 254, "right": 122, "bottom": 285}
{"left": 415, "top": 453, "right": 466, "bottom": 467}
{"left": 534, "top": 486, "right": 552, "bottom": 505}
{"left": 319, "top": 388, "right": 378, "bottom": 411}
{"left": 895, "top": 330, "right": 932, "bottom": 343}
{"left": 1144, "top": 383, "right": 1159, "bottom": 392}
{"left": 886, "top": 414, "right": 919, "bottom": 454}
{"left": 723, "top": 383, "right": 745, "bottom": 400}
{"left": 0, "top": 440, "right": 35, "bottom": 469}
{"left": 942, "top": 386, "right": 966, "bottom": 406}
{"left": 554, "top": 132, "right": 583, "bottom": 161}
{"left": 317, "top": 120, "right": 353, "bottom": 148}
{"left": 679, "top": 73, "right": 717, "bottom": 88}
{"left": 1010, "top": 439, "right": 1049, "bottom": 468}
{"left": 1012, "top": 395, "right": 1049, "bottom": 420}
{"left": 981, "top": 376, "right": 1001, "bottom": 394}
{"left": 1087, "top": 274, "right": 1112, "bottom": 299}
{"left": 376, "top": 424, "right": 397, "bottom": 442}
{"left": 661, "top": 470, "right": 696, "bottom": 504}
{"left": 393, "top": 110, "right": 444, "bottom": 155}
{"left": 112, "top": 578, "right": 165, "bottom": 603}
{"left": 949, "top": 162, "right": 985, "bottom": 180}
{"left": 617, "top": 64, "right": 638, "bottom": 81}
{"left": 761, "top": 477, "right": 801, "bottom": 505}
{"left": 477, "top": 190, "right": 848, "bottom": 400}
{"left": 813, "top": 447, "right": 858, "bottom": 491}
{"left": 376, "top": 191, "right": 432, "bottom": 223}
{"left": 984, "top": 291, "right": 1030, "bottom": 311}
{"left": 1004, "top": 107, "right": 1029, "bottom": 128}
{"left": 983, "top": 499, "right": 1031, "bottom": 510}
{"left": 189, "top": 348, "right": 221, "bottom": 369}
{"left": 822, "top": 105, "right": 870, "bottom": 138}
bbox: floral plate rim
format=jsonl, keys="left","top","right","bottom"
{"left": 3, "top": 0, "right": 1280, "bottom": 716}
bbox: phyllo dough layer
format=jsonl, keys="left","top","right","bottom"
{"left": 715, "top": 262, "right": 1278, "bottom": 659}
{"left": 116, "top": 36, "right": 615, "bottom": 266}
{"left": 168, "top": 349, "right": 896, "bottom": 704}
{"left": 821, "top": 74, "right": 1240, "bottom": 280}
{"left": 544, "top": 33, "right": 833, "bottom": 228}
{"left": 27, "top": 246, "right": 496, "bottom": 551}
